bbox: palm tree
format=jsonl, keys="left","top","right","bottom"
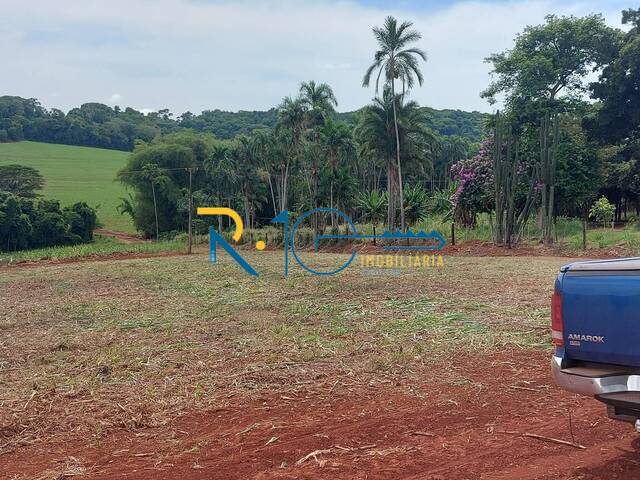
{"left": 205, "top": 143, "right": 236, "bottom": 230}
{"left": 275, "top": 98, "right": 306, "bottom": 212}
{"left": 403, "top": 184, "right": 430, "bottom": 225}
{"left": 117, "top": 193, "right": 137, "bottom": 222}
{"left": 363, "top": 16, "right": 427, "bottom": 231}
{"left": 394, "top": 100, "right": 438, "bottom": 190}
{"left": 277, "top": 96, "right": 306, "bottom": 142}
{"left": 250, "top": 129, "right": 278, "bottom": 214}
{"left": 355, "top": 140, "right": 386, "bottom": 193}
{"left": 231, "top": 136, "right": 254, "bottom": 229}
{"left": 329, "top": 165, "right": 357, "bottom": 217}
{"left": 298, "top": 137, "right": 324, "bottom": 233}
{"left": 319, "top": 119, "right": 354, "bottom": 225}
{"left": 355, "top": 88, "right": 433, "bottom": 229}
{"left": 298, "top": 81, "right": 339, "bottom": 226}
{"left": 430, "top": 185, "right": 455, "bottom": 220}
{"left": 356, "top": 190, "right": 387, "bottom": 244}
{"left": 299, "top": 80, "right": 338, "bottom": 127}
{"left": 271, "top": 127, "right": 296, "bottom": 213}
{"left": 206, "top": 137, "right": 268, "bottom": 231}
{"left": 356, "top": 90, "right": 398, "bottom": 228}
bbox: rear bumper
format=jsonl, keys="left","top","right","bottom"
{"left": 551, "top": 355, "right": 640, "bottom": 396}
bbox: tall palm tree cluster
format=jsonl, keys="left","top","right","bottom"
{"left": 214, "top": 16, "right": 444, "bottom": 232}
{"left": 121, "top": 16, "right": 473, "bottom": 237}
{"left": 206, "top": 79, "right": 442, "bottom": 231}
{"left": 206, "top": 80, "right": 356, "bottom": 230}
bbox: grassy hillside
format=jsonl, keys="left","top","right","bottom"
{"left": 0, "top": 141, "right": 133, "bottom": 232}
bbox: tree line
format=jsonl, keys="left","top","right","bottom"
{"left": 117, "top": 16, "right": 475, "bottom": 237}
{"left": 118, "top": 10, "right": 640, "bottom": 244}
{"left": 0, "top": 95, "right": 485, "bottom": 150}
{"left": 116, "top": 84, "right": 457, "bottom": 237}
{"left": 3, "top": 9, "right": 639, "bottom": 250}
{"left": 0, "top": 99, "right": 176, "bottom": 151}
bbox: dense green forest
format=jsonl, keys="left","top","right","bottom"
{"left": 0, "top": 99, "right": 176, "bottom": 151}
{"left": 179, "top": 107, "right": 486, "bottom": 141}
{"left": 2, "top": 8, "right": 639, "bottom": 251}
{"left": 0, "top": 96, "right": 487, "bottom": 149}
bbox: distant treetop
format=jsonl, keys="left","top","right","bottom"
{"left": 0, "top": 95, "right": 487, "bottom": 151}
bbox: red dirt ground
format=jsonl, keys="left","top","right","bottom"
{"left": 3, "top": 349, "right": 639, "bottom": 480}
{"left": 3, "top": 250, "right": 186, "bottom": 269}
{"left": 2, "top": 239, "right": 637, "bottom": 478}
{"left": 441, "top": 240, "right": 630, "bottom": 259}
{"left": 94, "top": 229, "right": 146, "bottom": 244}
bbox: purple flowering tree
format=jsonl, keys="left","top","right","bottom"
{"left": 450, "top": 139, "right": 494, "bottom": 227}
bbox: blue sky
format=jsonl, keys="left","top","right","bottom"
{"left": 0, "top": 0, "right": 629, "bottom": 115}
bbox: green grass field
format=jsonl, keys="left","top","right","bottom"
{"left": 0, "top": 236, "right": 188, "bottom": 263}
{"left": 0, "top": 141, "right": 134, "bottom": 232}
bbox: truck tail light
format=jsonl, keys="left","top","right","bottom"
{"left": 551, "top": 291, "right": 564, "bottom": 347}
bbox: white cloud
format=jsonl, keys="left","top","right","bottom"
{"left": 106, "top": 93, "right": 122, "bottom": 104}
{"left": 0, "top": 0, "right": 627, "bottom": 114}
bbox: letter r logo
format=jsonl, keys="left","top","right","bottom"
{"left": 197, "top": 207, "right": 258, "bottom": 276}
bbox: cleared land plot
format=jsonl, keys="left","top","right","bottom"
{"left": 0, "top": 252, "right": 637, "bottom": 479}
{"left": 0, "top": 141, "right": 132, "bottom": 232}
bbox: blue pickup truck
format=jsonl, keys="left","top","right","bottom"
{"left": 552, "top": 258, "right": 640, "bottom": 429}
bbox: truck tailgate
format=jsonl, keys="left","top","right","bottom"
{"left": 562, "top": 258, "right": 640, "bottom": 367}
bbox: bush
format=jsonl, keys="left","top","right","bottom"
{"left": 589, "top": 196, "right": 615, "bottom": 228}
{"left": 450, "top": 139, "right": 494, "bottom": 227}
{"left": 403, "top": 185, "right": 430, "bottom": 225}
{"left": 30, "top": 210, "right": 69, "bottom": 248}
{"left": 0, "top": 193, "right": 98, "bottom": 252}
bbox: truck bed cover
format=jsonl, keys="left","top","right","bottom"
{"left": 561, "top": 258, "right": 640, "bottom": 272}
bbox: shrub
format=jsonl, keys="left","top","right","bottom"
{"left": 589, "top": 196, "right": 615, "bottom": 228}
{"left": 450, "top": 139, "right": 494, "bottom": 227}
{"left": 403, "top": 185, "right": 430, "bottom": 226}
{"left": 0, "top": 193, "right": 98, "bottom": 252}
